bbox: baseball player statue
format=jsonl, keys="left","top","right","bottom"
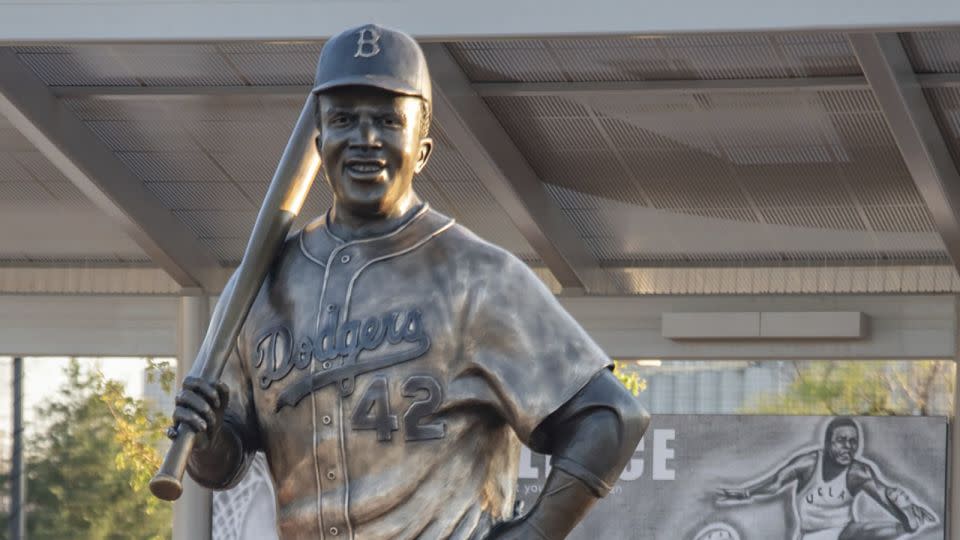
{"left": 172, "top": 24, "right": 649, "bottom": 540}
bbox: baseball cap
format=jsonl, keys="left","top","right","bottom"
{"left": 311, "top": 23, "right": 432, "bottom": 104}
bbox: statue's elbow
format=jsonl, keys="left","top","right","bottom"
{"left": 618, "top": 392, "right": 650, "bottom": 449}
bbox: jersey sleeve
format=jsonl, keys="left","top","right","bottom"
{"left": 461, "top": 254, "right": 612, "bottom": 448}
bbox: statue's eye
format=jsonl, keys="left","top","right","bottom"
{"left": 330, "top": 114, "right": 351, "bottom": 127}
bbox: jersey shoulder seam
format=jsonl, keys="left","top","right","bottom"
{"left": 298, "top": 229, "right": 327, "bottom": 267}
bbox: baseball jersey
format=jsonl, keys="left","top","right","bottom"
{"left": 192, "top": 203, "right": 611, "bottom": 540}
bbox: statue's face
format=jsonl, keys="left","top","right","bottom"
{"left": 316, "top": 87, "right": 431, "bottom": 217}
{"left": 827, "top": 426, "right": 858, "bottom": 466}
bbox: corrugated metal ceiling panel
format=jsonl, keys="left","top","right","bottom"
{"left": 450, "top": 32, "right": 859, "bottom": 83}
{"left": 923, "top": 86, "right": 960, "bottom": 171}
{"left": 6, "top": 37, "right": 954, "bottom": 279}
{"left": 0, "top": 181, "right": 54, "bottom": 201}
{"left": 86, "top": 120, "right": 196, "bottom": 151}
{"left": 0, "top": 150, "right": 90, "bottom": 204}
{"left": 454, "top": 208, "right": 541, "bottom": 262}
{"left": 188, "top": 121, "right": 289, "bottom": 155}
{"left": 146, "top": 182, "right": 254, "bottom": 211}
{"left": 15, "top": 42, "right": 327, "bottom": 88}
{"left": 0, "top": 152, "right": 32, "bottom": 182}
{"left": 218, "top": 41, "right": 322, "bottom": 85}
{"left": 420, "top": 123, "right": 541, "bottom": 261}
{"left": 173, "top": 209, "right": 257, "bottom": 239}
{"left": 41, "top": 182, "right": 88, "bottom": 202}
{"left": 490, "top": 87, "right": 935, "bottom": 253}
{"left": 213, "top": 152, "right": 280, "bottom": 184}
{"left": 901, "top": 30, "right": 960, "bottom": 74}
{"left": 0, "top": 120, "right": 35, "bottom": 152}
{"left": 490, "top": 84, "right": 941, "bottom": 266}
{"left": 226, "top": 52, "right": 316, "bottom": 85}
{"left": 14, "top": 151, "right": 70, "bottom": 184}
{"left": 116, "top": 152, "right": 232, "bottom": 183}
{"left": 17, "top": 45, "right": 229, "bottom": 86}
{"left": 201, "top": 237, "right": 249, "bottom": 266}
{"left": 17, "top": 49, "right": 138, "bottom": 85}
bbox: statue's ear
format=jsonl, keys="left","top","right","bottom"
{"left": 414, "top": 137, "right": 433, "bottom": 174}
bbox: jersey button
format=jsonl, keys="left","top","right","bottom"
{"left": 327, "top": 470, "right": 336, "bottom": 480}
{"left": 322, "top": 361, "right": 331, "bottom": 370}
{"left": 329, "top": 527, "right": 339, "bottom": 536}
{"left": 340, "top": 254, "right": 351, "bottom": 264}
{"left": 322, "top": 415, "right": 332, "bottom": 425}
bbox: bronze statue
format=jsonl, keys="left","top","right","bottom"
{"left": 169, "top": 24, "right": 649, "bottom": 540}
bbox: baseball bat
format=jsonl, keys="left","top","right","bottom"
{"left": 149, "top": 96, "right": 321, "bottom": 501}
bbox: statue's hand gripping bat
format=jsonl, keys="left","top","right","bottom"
{"left": 149, "top": 96, "right": 321, "bottom": 501}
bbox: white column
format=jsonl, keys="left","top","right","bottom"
{"left": 951, "top": 295, "right": 960, "bottom": 539}
{"left": 173, "top": 294, "right": 212, "bottom": 540}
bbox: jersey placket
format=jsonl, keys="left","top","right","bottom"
{"left": 313, "top": 242, "right": 363, "bottom": 540}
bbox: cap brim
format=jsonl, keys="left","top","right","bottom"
{"left": 311, "top": 74, "right": 422, "bottom": 98}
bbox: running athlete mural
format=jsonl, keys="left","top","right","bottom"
{"left": 222, "top": 416, "right": 945, "bottom": 539}
{"left": 714, "top": 418, "right": 937, "bottom": 540}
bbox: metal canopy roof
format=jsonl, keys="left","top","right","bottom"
{"left": 1, "top": 29, "right": 959, "bottom": 295}
{"left": 2, "top": 0, "right": 959, "bottom": 42}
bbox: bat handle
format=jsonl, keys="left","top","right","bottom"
{"left": 149, "top": 424, "right": 198, "bottom": 501}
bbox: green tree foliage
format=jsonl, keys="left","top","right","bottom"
{"left": 99, "top": 357, "right": 176, "bottom": 500}
{"left": 0, "top": 359, "right": 173, "bottom": 540}
{"left": 746, "top": 360, "right": 954, "bottom": 416}
{"left": 613, "top": 360, "right": 647, "bottom": 397}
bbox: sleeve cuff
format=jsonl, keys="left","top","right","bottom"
{"left": 550, "top": 456, "right": 614, "bottom": 498}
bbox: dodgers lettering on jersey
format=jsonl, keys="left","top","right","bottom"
{"left": 200, "top": 204, "right": 611, "bottom": 540}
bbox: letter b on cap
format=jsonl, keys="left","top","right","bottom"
{"left": 355, "top": 27, "right": 382, "bottom": 58}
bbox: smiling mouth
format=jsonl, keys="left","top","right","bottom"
{"left": 345, "top": 159, "right": 387, "bottom": 178}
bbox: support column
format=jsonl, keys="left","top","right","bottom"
{"left": 951, "top": 295, "right": 960, "bottom": 538}
{"left": 10, "top": 357, "right": 25, "bottom": 540}
{"left": 173, "top": 295, "right": 212, "bottom": 540}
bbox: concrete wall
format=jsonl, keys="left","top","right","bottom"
{"left": 0, "top": 293, "right": 952, "bottom": 360}
{"left": 561, "top": 294, "right": 956, "bottom": 359}
{"left": 0, "top": 294, "right": 178, "bottom": 356}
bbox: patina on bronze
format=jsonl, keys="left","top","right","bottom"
{"left": 170, "top": 24, "right": 649, "bottom": 539}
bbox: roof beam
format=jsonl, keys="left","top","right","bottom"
{"left": 51, "top": 85, "right": 311, "bottom": 98}
{"left": 476, "top": 77, "right": 871, "bottom": 96}
{"left": 0, "top": 49, "right": 223, "bottom": 292}
{"left": 848, "top": 33, "right": 960, "bottom": 271}
{"left": 3, "top": 0, "right": 960, "bottom": 42}
{"left": 422, "top": 43, "right": 605, "bottom": 294}
{"left": 48, "top": 74, "right": 960, "bottom": 100}
{"left": 474, "top": 74, "right": 960, "bottom": 96}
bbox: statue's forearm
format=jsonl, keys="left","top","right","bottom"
{"left": 520, "top": 469, "right": 602, "bottom": 539}
{"left": 520, "top": 371, "right": 650, "bottom": 538}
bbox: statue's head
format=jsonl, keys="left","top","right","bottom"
{"left": 823, "top": 417, "right": 860, "bottom": 467}
{"left": 312, "top": 24, "right": 433, "bottom": 219}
